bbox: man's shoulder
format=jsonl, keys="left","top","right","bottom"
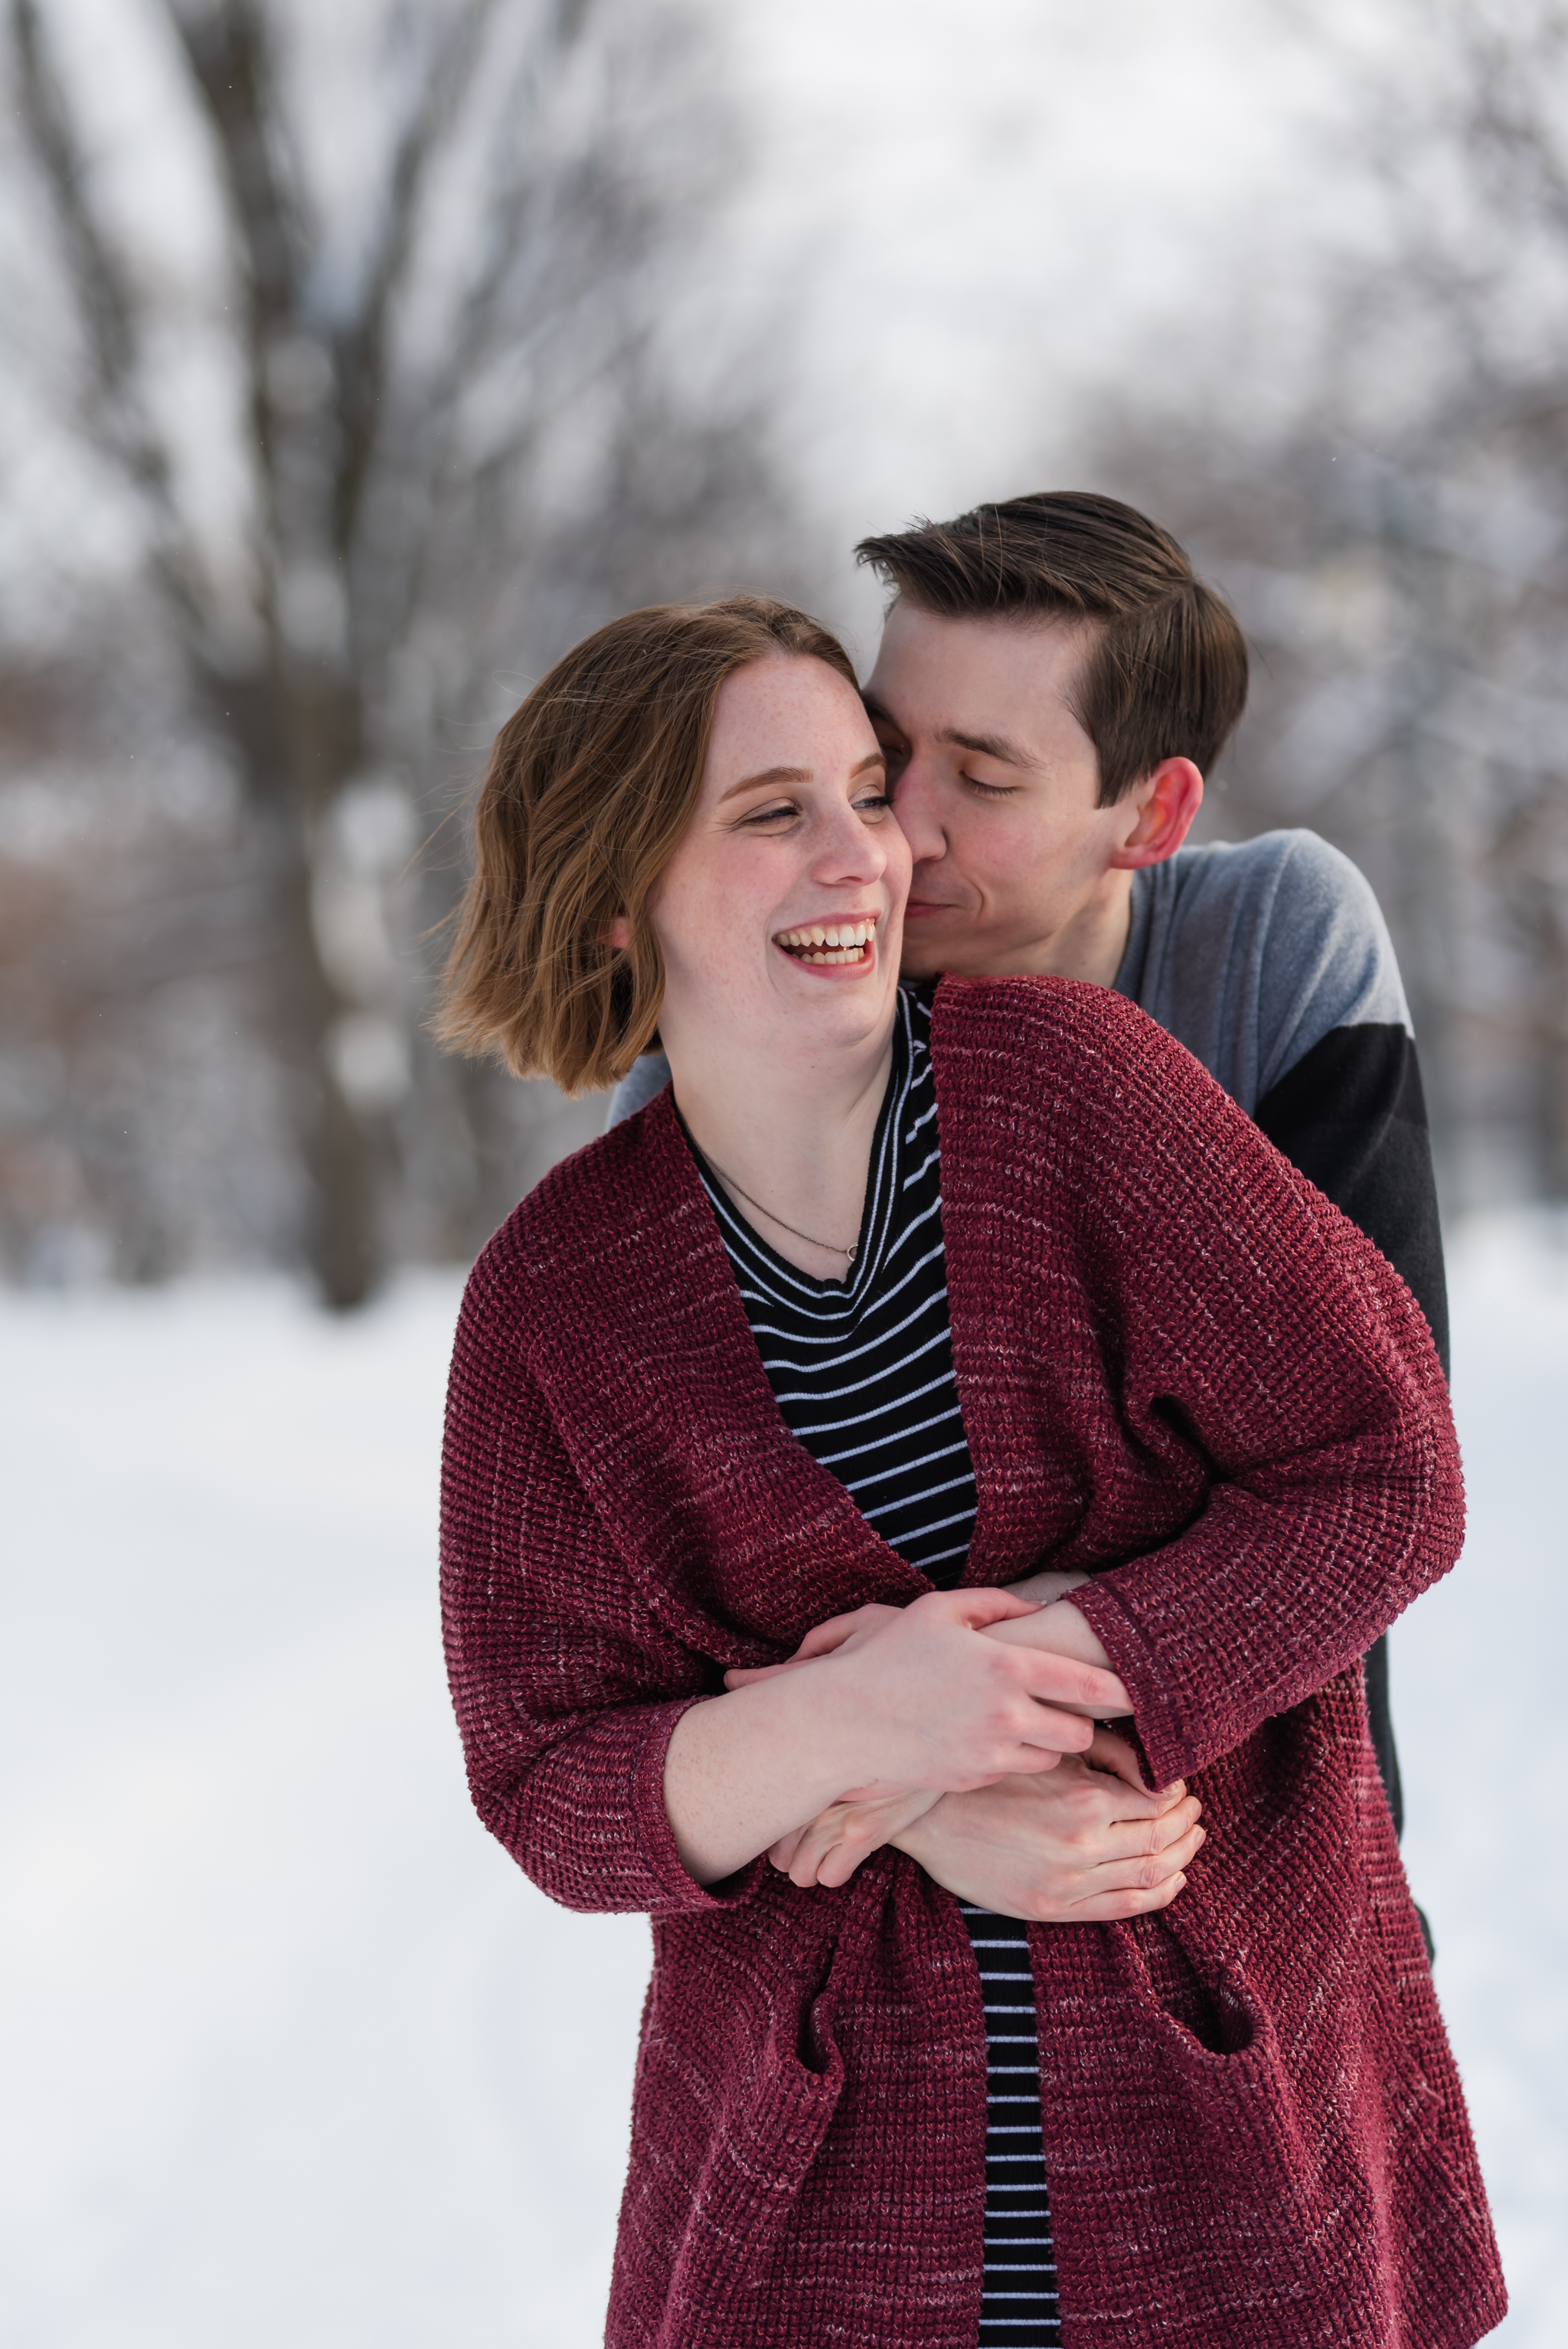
{"left": 1125, "top": 830, "right": 1412, "bottom": 1108}
{"left": 1168, "top": 828, "right": 1408, "bottom": 1021}
{"left": 1159, "top": 828, "right": 1380, "bottom": 926}
{"left": 606, "top": 1050, "right": 671, "bottom": 1129}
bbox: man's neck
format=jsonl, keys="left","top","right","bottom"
{"left": 998, "top": 869, "right": 1135, "bottom": 987}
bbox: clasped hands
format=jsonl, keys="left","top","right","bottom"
{"left": 724, "top": 1582, "right": 1204, "bottom": 1924}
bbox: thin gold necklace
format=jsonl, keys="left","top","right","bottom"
{"left": 704, "top": 1156, "right": 858, "bottom": 1263}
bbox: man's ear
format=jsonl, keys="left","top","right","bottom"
{"left": 1107, "top": 758, "right": 1203, "bottom": 871}
{"left": 604, "top": 915, "right": 632, "bottom": 951}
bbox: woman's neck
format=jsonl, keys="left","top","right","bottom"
{"left": 665, "top": 1018, "right": 897, "bottom": 1281}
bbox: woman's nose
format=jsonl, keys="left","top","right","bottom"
{"left": 815, "top": 802, "right": 894, "bottom": 881}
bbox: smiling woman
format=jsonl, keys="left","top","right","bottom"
{"left": 434, "top": 594, "right": 1500, "bottom": 2349}
{"left": 623, "top": 642, "right": 910, "bottom": 1282}
{"left": 436, "top": 596, "right": 873, "bottom": 1096}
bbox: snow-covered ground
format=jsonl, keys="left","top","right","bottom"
{"left": 2, "top": 1220, "right": 1563, "bottom": 2347}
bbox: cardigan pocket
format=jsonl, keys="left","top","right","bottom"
{"left": 627, "top": 1880, "right": 893, "bottom": 2346}
{"left": 656, "top": 1977, "right": 847, "bottom": 2334}
{"left": 1104, "top": 1916, "right": 1313, "bottom": 2194}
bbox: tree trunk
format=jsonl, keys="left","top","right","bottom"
{"left": 1534, "top": 884, "right": 1568, "bottom": 1204}
{"left": 210, "top": 661, "right": 383, "bottom": 1309}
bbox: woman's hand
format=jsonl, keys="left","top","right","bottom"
{"left": 727, "top": 1593, "right": 1130, "bottom": 1723}
{"left": 979, "top": 1594, "right": 1130, "bottom": 1713}
{"left": 665, "top": 1589, "right": 1132, "bottom": 1886}
{"left": 767, "top": 1586, "right": 1132, "bottom": 1789}
{"left": 723, "top": 1601, "right": 904, "bottom": 1687}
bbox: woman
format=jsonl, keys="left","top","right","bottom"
{"left": 437, "top": 596, "right": 1501, "bottom": 2349}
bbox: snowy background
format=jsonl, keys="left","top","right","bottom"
{"left": 2, "top": 1214, "right": 1564, "bottom": 2348}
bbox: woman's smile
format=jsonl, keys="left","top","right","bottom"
{"left": 773, "top": 913, "right": 879, "bottom": 969}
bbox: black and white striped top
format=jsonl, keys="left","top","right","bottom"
{"left": 691, "top": 983, "right": 1060, "bottom": 2349}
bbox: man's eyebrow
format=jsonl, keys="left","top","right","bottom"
{"left": 936, "top": 727, "right": 1037, "bottom": 769}
{"left": 717, "top": 749, "right": 885, "bottom": 805}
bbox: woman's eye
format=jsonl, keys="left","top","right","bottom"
{"left": 738, "top": 802, "right": 799, "bottom": 829}
{"left": 854, "top": 792, "right": 893, "bottom": 818}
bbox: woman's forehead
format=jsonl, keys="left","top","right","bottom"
{"left": 707, "top": 656, "right": 877, "bottom": 776}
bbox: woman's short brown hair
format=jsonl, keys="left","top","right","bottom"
{"left": 436, "top": 595, "right": 860, "bottom": 1093}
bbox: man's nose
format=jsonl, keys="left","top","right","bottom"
{"left": 890, "top": 761, "right": 949, "bottom": 866}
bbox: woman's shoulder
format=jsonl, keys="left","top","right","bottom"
{"left": 466, "top": 1086, "right": 701, "bottom": 1334}
{"left": 932, "top": 970, "right": 1222, "bottom": 1105}
{"left": 930, "top": 971, "right": 1277, "bottom": 1202}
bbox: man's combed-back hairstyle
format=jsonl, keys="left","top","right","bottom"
{"left": 436, "top": 595, "right": 860, "bottom": 1094}
{"left": 856, "top": 491, "right": 1248, "bottom": 805}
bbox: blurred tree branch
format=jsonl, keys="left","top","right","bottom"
{"left": 1091, "top": 0, "right": 1568, "bottom": 1207}
{"left": 4, "top": 0, "right": 789, "bottom": 1299}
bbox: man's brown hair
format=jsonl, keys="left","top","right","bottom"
{"left": 856, "top": 491, "right": 1248, "bottom": 805}
{"left": 437, "top": 595, "right": 859, "bottom": 1093}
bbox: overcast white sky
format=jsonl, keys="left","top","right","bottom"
{"left": 711, "top": 0, "right": 1376, "bottom": 642}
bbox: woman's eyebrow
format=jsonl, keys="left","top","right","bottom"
{"left": 718, "top": 750, "right": 885, "bottom": 805}
{"left": 717, "top": 765, "right": 811, "bottom": 802}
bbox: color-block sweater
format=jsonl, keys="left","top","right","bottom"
{"left": 440, "top": 976, "right": 1503, "bottom": 2349}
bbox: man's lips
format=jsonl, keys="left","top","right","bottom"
{"left": 904, "top": 898, "right": 964, "bottom": 917}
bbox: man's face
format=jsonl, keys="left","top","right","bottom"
{"left": 863, "top": 603, "right": 1154, "bottom": 980}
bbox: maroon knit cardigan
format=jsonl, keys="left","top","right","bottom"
{"left": 440, "top": 976, "right": 1504, "bottom": 2349}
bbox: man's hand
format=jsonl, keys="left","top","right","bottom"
{"left": 768, "top": 1783, "right": 947, "bottom": 1887}
{"left": 896, "top": 1738, "right": 1203, "bottom": 1921}
{"left": 766, "top": 1726, "right": 1203, "bottom": 1919}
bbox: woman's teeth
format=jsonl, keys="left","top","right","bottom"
{"left": 776, "top": 920, "right": 876, "bottom": 965}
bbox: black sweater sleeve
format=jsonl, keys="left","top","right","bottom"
{"left": 1254, "top": 1019, "right": 1449, "bottom": 1856}
{"left": 1254, "top": 1022, "right": 1449, "bottom": 1376}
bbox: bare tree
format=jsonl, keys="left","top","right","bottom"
{"left": 1089, "top": 0, "right": 1568, "bottom": 1207}
{"left": 5, "top": 0, "right": 791, "bottom": 1302}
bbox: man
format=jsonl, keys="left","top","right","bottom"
{"left": 609, "top": 489, "right": 1447, "bottom": 1854}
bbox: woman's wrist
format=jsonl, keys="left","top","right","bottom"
{"left": 663, "top": 1666, "right": 877, "bottom": 1885}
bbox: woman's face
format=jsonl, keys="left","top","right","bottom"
{"left": 645, "top": 655, "right": 911, "bottom": 1073}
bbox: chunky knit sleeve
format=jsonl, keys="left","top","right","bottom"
{"left": 439, "top": 1240, "right": 764, "bottom": 1917}
{"left": 940, "top": 978, "right": 1465, "bottom": 1791}
{"left": 1072, "top": 1003, "right": 1459, "bottom": 1785}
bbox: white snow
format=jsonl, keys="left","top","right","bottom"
{"left": 1, "top": 1222, "right": 1563, "bottom": 2347}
